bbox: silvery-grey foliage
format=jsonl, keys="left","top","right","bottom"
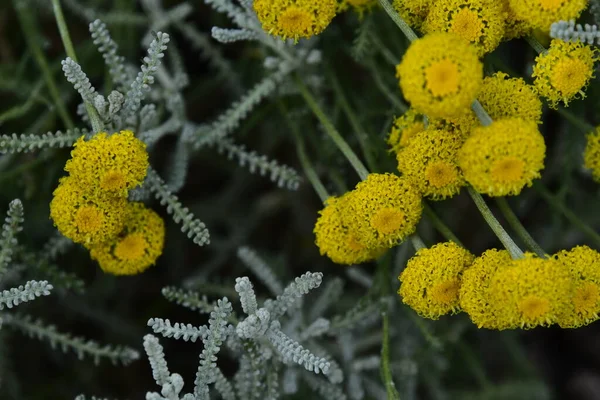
{"left": 89, "top": 19, "right": 129, "bottom": 89}
{"left": 550, "top": 20, "right": 600, "bottom": 45}
{"left": 0, "top": 200, "right": 23, "bottom": 278}
{"left": 62, "top": 58, "right": 99, "bottom": 105}
{"left": 237, "top": 247, "right": 283, "bottom": 296}
{"left": 0, "top": 129, "right": 85, "bottom": 154}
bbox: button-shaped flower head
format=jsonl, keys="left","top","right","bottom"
{"left": 584, "top": 126, "right": 600, "bottom": 182}
{"left": 459, "top": 249, "right": 513, "bottom": 329}
{"left": 392, "top": 0, "right": 433, "bottom": 29}
{"left": 532, "top": 39, "right": 598, "bottom": 109}
{"left": 65, "top": 130, "right": 149, "bottom": 197}
{"left": 314, "top": 195, "right": 385, "bottom": 265}
{"left": 424, "top": 0, "right": 506, "bottom": 56}
{"left": 50, "top": 177, "right": 127, "bottom": 246}
{"left": 387, "top": 108, "right": 426, "bottom": 154}
{"left": 458, "top": 118, "right": 546, "bottom": 197}
{"left": 253, "top": 0, "right": 337, "bottom": 42}
{"left": 488, "top": 254, "right": 573, "bottom": 329}
{"left": 501, "top": 0, "right": 530, "bottom": 40}
{"left": 89, "top": 202, "right": 165, "bottom": 275}
{"left": 344, "top": 173, "right": 423, "bottom": 249}
{"left": 397, "top": 129, "right": 466, "bottom": 200}
{"left": 396, "top": 32, "right": 483, "bottom": 119}
{"left": 507, "top": 0, "right": 586, "bottom": 32}
{"left": 399, "top": 241, "right": 475, "bottom": 319}
{"left": 554, "top": 246, "right": 600, "bottom": 328}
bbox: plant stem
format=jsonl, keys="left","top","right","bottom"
{"left": 381, "top": 311, "right": 401, "bottom": 400}
{"left": 495, "top": 197, "right": 547, "bottom": 257}
{"left": 410, "top": 234, "right": 426, "bottom": 251}
{"left": 525, "top": 36, "right": 547, "bottom": 55}
{"left": 467, "top": 186, "right": 524, "bottom": 259}
{"left": 376, "top": 0, "right": 418, "bottom": 42}
{"left": 423, "top": 202, "right": 464, "bottom": 247}
{"left": 294, "top": 76, "right": 370, "bottom": 180}
{"left": 51, "top": 0, "right": 103, "bottom": 133}
{"left": 367, "top": 60, "right": 408, "bottom": 112}
{"left": 471, "top": 100, "right": 492, "bottom": 127}
{"left": 556, "top": 107, "right": 594, "bottom": 133}
{"left": 534, "top": 182, "right": 600, "bottom": 249}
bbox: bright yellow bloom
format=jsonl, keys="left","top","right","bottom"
{"left": 458, "top": 118, "right": 545, "bottom": 197}
{"left": 397, "top": 129, "right": 465, "bottom": 200}
{"left": 507, "top": 0, "right": 586, "bottom": 32}
{"left": 488, "top": 254, "right": 573, "bottom": 329}
{"left": 460, "top": 249, "right": 513, "bottom": 329}
{"left": 399, "top": 241, "right": 474, "bottom": 319}
{"left": 387, "top": 109, "right": 426, "bottom": 153}
{"left": 50, "top": 177, "right": 127, "bottom": 246}
{"left": 554, "top": 246, "right": 600, "bottom": 328}
{"left": 89, "top": 202, "right": 165, "bottom": 275}
{"left": 314, "top": 195, "right": 385, "bottom": 265}
{"left": 253, "top": 0, "right": 337, "bottom": 41}
{"left": 532, "top": 40, "right": 598, "bottom": 109}
{"left": 338, "top": 0, "right": 377, "bottom": 18}
{"left": 396, "top": 32, "right": 483, "bottom": 119}
{"left": 344, "top": 173, "right": 422, "bottom": 249}
{"left": 424, "top": 0, "right": 506, "bottom": 56}
{"left": 501, "top": 0, "right": 530, "bottom": 39}
{"left": 584, "top": 127, "right": 600, "bottom": 182}
{"left": 392, "top": 0, "right": 432, "bottom": 29}
{"left": 65, "top": 131, "right": 148, "bottom": 197}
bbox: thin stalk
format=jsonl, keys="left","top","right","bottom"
{"left": 495, "top": 197, "right": 547, "bottom": 257}
{"left": 471, "top": 100, "right": 492, "bottom": 127}
{"left": 423, "top": 203, "right": 464, "bottom": 247}
{"left": 376, "top": 0, "right": 418, "bottom": 42}
{"left": 525, "top": 36, "right": 547, "bottom": 55}
{"left": 51, "top": 0, "right": 103, "bottom": 133}
{"left": 467, "top": 186, "right": 524, "bottom": 259}
{"left": 534, "top": 182, "right": 600, "bottom": 248}
{"left": 556, "top": 107, "right": 594, "bottom": 133}
{"left": 410, "top": 234, "right": 426, "bottom": 251}
{"left": 381, "top": 311, "right": 401, "bottom": 400}
{"left": 367, "top": 60, "right": 408, "bottom": 112}
{"left": 455, "top": 341, "right": 491, "bottom": 389}
{"left": 294, "top": 76, "right": 370, "bottom": 180}
{"left": 15, "top": 1, "right": 74, "bottom": 129}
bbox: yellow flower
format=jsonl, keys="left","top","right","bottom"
{"left": 459, "top": 249, "right": 513, "bottom": 329}
{"left": 396, "top": 32, "right": 483, "bottom": 119}
{"left": 314, "top": 195, "right": 385, "bottom": 265}
{"left": 253, "top": 0, "right": 337, "bottom": 41}
{"left": 89, "top": 202, "right": 165, "bottom": 275}
{"left": 50, "top": 177, "right": 127, "bottom": 246}
{"left": 554, "top": 246, "right": 600, "bottom": 328}
{"left": 488, "top": 254, "right": 573, "bottom": 329}
{"left": 532, "top": 40, "right": 598, "bottom": 109}
{"left": 344, "top": 173, "right": 422, "bottom": 249}
{"left": 387, "top": 109, "right": 426, "bottom": 153}
{"left": 584, "top": 127, "right": 600, "bottom": 182}
{"left": 501, "top": 0, "right": 530, "bottom": 40}
{"left": 397, "top": 129, "right": 466, "bottom": 200}
{"left": 423, "top": 0, "right": 506, "bottom": 56}
{"left": 507, "top": 0, "right": 586, "bottom": 32}
{"left": 338, "top": 0, "right": 378, "bottom": 18}
{"left": 392, "top": 0, "right": 433, "bottom": 29}
{"left": 399, "top": 241, "right": 474, "bottom": 319}
{"left": 458, "top": 118, "right": 545, "bottom": 197}
{"left": 65, "top": 131, "right": 149, "bottom": 197}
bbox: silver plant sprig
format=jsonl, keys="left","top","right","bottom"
{"left": 89, "top": 19, "right": 129, "bottom": 89}
{"left": 62, "top": 57, "right": 98, "bottom": 105}
{"left": 161, "top": 286, "right": 214, "bottom": 314}
{"left": 237, "top": 247, "right": 283, "bottom": 296}
{"left": 0, "top": 280, "right": 52, "bottom": 310}
{"left": 0, "top": 129, "right": 86, "bottom": 154}
{"left": 550, "top": 20, "right": 600, "bottom": 45}
{"left": 147, "top": 318, "right": 209, "bottom": 343}
{"left": 0, "top": 200, "right": 24, "bottom": 279}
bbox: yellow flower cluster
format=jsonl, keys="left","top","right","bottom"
{"left": 392, "top": 0, "right": 432, "bottom": 29}
{"left": 314, "top": 173, "right": 422, "bottom": 264}
{"left": 584, "top": 127, "right": 600, "bottom": 182}
{"left": 50, "top": 131, "right": 164, "bottom": 275}
{"left": 254, "top": 0, "right": 337, "bottom": 41}
{"left": 386, "top": 108, "right": 426, "bottom": 153}
{"left": 507, "top": 0, "right": 586, "bottom": 32}
{"left": 532, "top": 40, "right": 598, "bottom": 109}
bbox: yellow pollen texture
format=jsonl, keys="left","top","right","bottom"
{"left": 450, "top": 8, "right": 484, "bottom": 42}
{"left": 371, "top": 208, "right": 405, "bottom": 235}
{"left": 277, "top": 7, "right": 312, "bottom": 36}
{"left": 490, "top": 157, "right": 525, "bottom": 184}
{"left": 518, "top": 295, "right": 551, "bottom": 322}
{"left": 100, "top": 170, "right": 127, "bottom": 191}
{"left": 114, "top": 233, "right": 148, "bottom": 261}
{"left": 430, "top": 279, "right": 460, "bottom": 305}
{"left": 75, "top": 206, "right": 104, "bottom": 234}
{"left": 573, "top": 282, "right": 600, "bottom": 314}
{"left": 550, "top": 58, "right": 590, "bottom": 98}
{"left": 425, "top": 161, "right": 458, "bottom": 188}
{"left": 539, "top": 0, "right": 565, "bottom": 11}
{"left": 425, "top": 59, "right": 460, "bottom": 97}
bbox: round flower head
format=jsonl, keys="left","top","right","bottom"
{"left": 399, "top": 241, "right": 474, "bottom": 319}
{"left": 397, "top": 129, "right": 466, "bottom": 200}
{"left": 424, "top": 0, "right": 506, "bottom": 56}
{"left": 253, "top": 0, "right": 337, "bottom": 41}
{"left": 314, "top": 195, "right": 385, "bottom": 265}
{"left": 396, "top": 32, "right": 483, "bottom": 119}
{"left": 507, "top": 0, "right": 586, "bottom": 32}
{"left": 344, "top": 173, "right": 422, "bottom": 249}
{"left": 532, "top": 40, "right": 598, "bottom": 109}
{"left": 339, "top": 0, "right": 378, "bottom": 18}
{"left": 458, "top": 118, "right": 546, "bottom": 197}
{"left": 65, "top": 131, "right": 149, "bottom": 197}
{"left": 488, "top": 254, "right": 573, "bottom": 329}
{"left": 554, "top": 246, "right": 600, "bottom": 328}
{"left": 89, "top": 202, "right": 165, "bottom": 275}
{"left": 584, "top": 127, "right": 600, "bottom": 182}
{"left": 387, "top": 109, "right": 426, "bottom": 154}
{"left": 50, "top": 177, "right": 127, "bottom": 246}
{"left": 459, "top": 249, "right": 514, "bottom": 329}
{"left": 392, "top": 0, "right": 433, "bottom": 29}
{"left": 501, "top": 0, "right": 530, "bottom": 39}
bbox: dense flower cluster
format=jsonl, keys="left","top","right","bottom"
{"left": 507, "top": 0, "right": 586, "bottom": 32}
{"left": 584, "top": 127, "right": 600, "bottom": 182}
{"left": 50, "top": 131, "right": 164, "bottom": 275}
{"left": 386, "top": 108, "right": 425, "bottom": 153}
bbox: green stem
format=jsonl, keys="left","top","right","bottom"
{"left": 51, "top": 0, "right": 103, "bottom": 133}
{"left": 376, "top": 0, "right": 418, "bottom": 42}
{"left": 278, "top": 102, "right": 330, "bottom": 203}
{"left": 525, "top": 36, "right": 547, "bottom": 55}
{"left": 471, "top": 100, "right": 492, "bottom": 127}
{"left": 423, "top": 202, "right": 464, "bottom": 247}
{"left": 294, "top": 76, "right": 370, "bottom": 180}
{"left": 381, "top": 311, "right": 401, "bottom": 400}
{"left": 367, "top": 60, "right": 408, "bottom": 112}
{"left": 455, "top": 341, "right": 491, "bottom": 389}
{"left": 15, "top": 1, "right": 74, "bottom": 129}
{"left": 556, "top": 107, "right": 594, "bottom": 133}
{"left": 410, "top": 234, "right": 426, "bottom": 251}
{"left": 534, "top": 182, "right": 600, "bottom": 249}
{"left": 495, "top": 197, "right": 547, "bottom": 257}
{"left": 467, "top": 186, "right": 524, "bottom": 259}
